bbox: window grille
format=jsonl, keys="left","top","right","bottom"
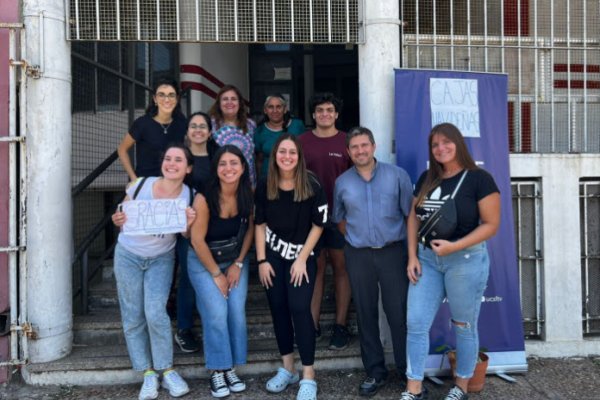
{"left": 68, "top": 0, "right": 362, "bottom": 43}
{"left": 580, "top": 180, "right": 600, "bottom": 336}
{"left": 401, "top": 0, "right": 600, "bottom": 153}
{"left": 512, "top": 180, "right": 544, "bottom": 338}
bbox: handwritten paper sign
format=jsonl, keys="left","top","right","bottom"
{"left": 122, "top": 199, "right": 187, "bottom": 235}
{"left": 430, "top": 78, "right": 480, "bottom": 137}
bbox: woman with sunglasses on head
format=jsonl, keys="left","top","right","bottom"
{"left": 254, "top": 94, "right": 305, "bottom": 180}
{"left": 208, "top": 84, "right": 257, "bottom": 187}
{"left": 187, "top": 145, "right": 254, "bottom": 398}
{"left": 118, "top": 77, "right": 187, "bottom": 182}
{"left": 174, "top": 112, "right": 220, "bottom": 354}
{"left": 111, "top": 144, "right": 196, "bottom": 400}
{"left": 402, "top": 123, "right": 500, "bottom": 400}
{"left": 254, "top": 134, "right": 328, "bottom": 400}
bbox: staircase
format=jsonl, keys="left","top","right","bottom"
{"left": 22, "top": 262, "right": 362, "bottom": 386}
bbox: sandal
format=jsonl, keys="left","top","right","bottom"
{"left": 266, "top": 367, "right": 300, "bottom": 393}
{"left": 297, "top": 379, "right": 317, "bottom": 400}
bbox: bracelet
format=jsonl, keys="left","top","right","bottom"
{"left": 211, "top": 270, "right": 222, "bottom": 278}
{"left": 257, "top": 259, "right": 268, "bottom": 265}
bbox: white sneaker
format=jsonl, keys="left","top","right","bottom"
{"left": 162, "top": 370, "right": 190, "bottom": 398}
{"left": 138, "top": 372, "right": 159, "bottom": 400}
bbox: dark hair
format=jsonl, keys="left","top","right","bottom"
{"left": 208, "top": 84, "right": 251, "bottom": 134}
{"left": 186, "top": 111, "right": 220, "bottom": 159}
{"left": 160, "top": 143, "right": 194, "bottom": 177}
{"left": 204, "top": 145, "right": 253, "bottom": 218}
{"left": 415, "top": 123, "right": 479, "bottom": 206}
{"left": 260, "top": 93, "right": 291, "bottom": 132}
{"left": 266, "top": 134, "right": 314, "bottom": 202}
{"left": 309, "top": 92, "right": 343, "bottom": 114}
{"left": 145, "top": 77, "right": 183, "bottom": 117}
{"left": 346, "top": 126, "right": 376, "bottom": 148}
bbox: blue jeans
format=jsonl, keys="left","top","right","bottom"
{"left": 406, "top": 242, "right": 490, "bottom": 380}
{"left": 176, "top": 236, "right": 196, "bottom": 330}
{"left": 114, "top": 243, "right": 175, "bottom": 371}
{"left": 187, "top": 247, "right": 249, "bottom": 370}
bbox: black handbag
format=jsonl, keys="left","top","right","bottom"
{"left": 207, "top": 217, "right": 249, "bottom": 264}
{"left": 419, "top": 171, "right": 468, "bottom": 245}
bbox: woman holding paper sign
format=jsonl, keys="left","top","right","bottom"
{"left": 402, "top": 123, "right": 500, "bottom": 400}
{"left": 111, "top": 144, "right": 195, "bottom": 400}
{"left": 187, "top": 145, "right": 254, "bottom": 398}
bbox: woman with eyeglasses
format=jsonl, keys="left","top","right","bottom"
{"left": 254, "top": 94, "right": 305, "bottom": 180}
{"left": 208, "top": 84, "right": 257, "bottom": 187}
{"left": 118, "top": 77, "right": 187, "bottom": 182}
{"left": 174, "top": 112, "right": 220, "bottom": 354}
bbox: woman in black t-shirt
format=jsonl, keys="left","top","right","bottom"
{"left": 117, "top": 78, "right": 187, "bottom": 181}
{"left": 402, "top": 123, "right": 500, "bottom": 400}
{"left": 255, "top": 134, "right": 327, "bottom": 400}
{"left": 174, "top": 111, "right": 220, "bottom": 354}
{"left": 187, "top": 145, "right": 254, "bottom": 398}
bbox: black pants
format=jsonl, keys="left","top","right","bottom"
{"left": 344, "top": 241, "right": 409, "bottom": 380}
{"left": 265, "top": 250, "right": 317, "bottom": 366}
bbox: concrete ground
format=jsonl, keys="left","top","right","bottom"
{"left": 1, "top": 356, "right": 599, "bottom": 399}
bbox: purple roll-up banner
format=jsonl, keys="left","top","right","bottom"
{"left": 395, "top": 69, "right": 527, "bottom": 375}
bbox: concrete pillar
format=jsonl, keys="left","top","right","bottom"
{"left": 23, "top": 0, "right": 73, "bottom": 362}
{"left": 358, "top": 0, "right": 400, "bottom": 163}
{"left": 358, "top": 0, "right": 400, "bottom": 351}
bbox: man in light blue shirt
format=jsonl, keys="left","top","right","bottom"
{"left": 333, "top": 126, "right": 412, "bottom": 397}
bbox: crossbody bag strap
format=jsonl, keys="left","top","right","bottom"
{"left": 132, "top": 177, "right": 149, "bottom": 200}
{"left": 449, "top": 170, "right": 468, "bottom": 199}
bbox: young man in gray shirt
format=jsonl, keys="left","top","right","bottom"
{"left": 333, "top": 126, "right": 413, "bottom": 397}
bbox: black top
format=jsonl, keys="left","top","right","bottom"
{"left": 254, "top": 175, "right": 328, "bottom": 260}
{"left": 414, "top": 168, "right": 499, "bottom": 240}
{"left": 129, "top": 113, "right": 187, "bottom": 177}
{"left": 206, "top": 214, "right": 242, "bottom": 242}
{"left": 186, "top": 155, "right": 211, "bottom": 192}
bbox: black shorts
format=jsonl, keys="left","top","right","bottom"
{"left": 317, "top": 223, "right": 345, "bottom": 251}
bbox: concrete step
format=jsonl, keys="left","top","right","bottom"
{"left": 74, "top": 305, "right": 358, "bottom": 346}
{"left": 22, "top": 338, "right": 363, "bottom": 386}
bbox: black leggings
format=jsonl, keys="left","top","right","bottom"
{"left": 265, "top": 250, "right": 317, "bottom": 366}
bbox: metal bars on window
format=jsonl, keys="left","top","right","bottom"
{"left": 511, "top": 180, "right": 544, "bottom": 338}
{"left": 401, "top": 0, "right": 600, "bottom": 154}
{"left": 580, "top": 180, "right": 600, "bottom": 336}
{"left": 67, "top": 0, "right": 362, "bottom": 43}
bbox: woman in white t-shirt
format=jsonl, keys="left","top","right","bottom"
{"left": 111, "top": 144, "right": 196, "bottom": 400}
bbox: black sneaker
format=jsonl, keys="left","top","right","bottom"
{"left": 444, "top": 385, "right": 468, "bottom": 400}
{"left": 210, "top": 371, "right": 230, "bottom": 398}
{"left": 329, "top": 324, "right": 350, "bottom": 350}
{"left": 224, "top": 368, "right": 246, "bottom": 392}
{"left": 174, "top": 329, "right": 201, "bottom": 353}
{"left": 400, "top": 387, "right": 429, "bottom": 400}
{"left": 359, "top": 376, "right": 386, "bottom": 397}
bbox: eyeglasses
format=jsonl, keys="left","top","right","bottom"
{"left": 267, "top": 105, "right": 285, "bottom": 111}
{"left": 189, "top": 123, "right": 209, "bottom": 130}
{"left": 156, "top": 93, "right": 177, "bottom": 100}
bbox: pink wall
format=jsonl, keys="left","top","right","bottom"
{"left": 0, "top": 0, "right": 21, "bottom": 383}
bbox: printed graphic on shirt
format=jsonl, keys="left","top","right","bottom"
{"left": 417, "top": 186, "right": 450, "bottom": 223}
{"left": 265, "top": 203, "right": 328, "bottom": 259}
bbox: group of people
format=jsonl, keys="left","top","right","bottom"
{"left": 112, "top": 77, "right": 500, "bottom": 400}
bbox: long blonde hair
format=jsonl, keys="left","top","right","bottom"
{"left": 266, "top": 134, "right": 314, "bottom": 202}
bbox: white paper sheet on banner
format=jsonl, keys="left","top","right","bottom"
{"left": 430, "top": 78, "right": 480, "bottom": 137}
{"left": 122, "top": 198, "right": 187, "bottom": 235}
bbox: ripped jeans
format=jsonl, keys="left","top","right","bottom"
{"left": 406, "top": 242, "right": 489, "bottom": 381}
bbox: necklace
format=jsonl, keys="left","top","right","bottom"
{"left": 160, "top": 121, "right": 172, "bottom": 135}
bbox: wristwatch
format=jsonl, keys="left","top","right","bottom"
{"left": 235, "top": 261, "right": 244, "bottom": 269}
